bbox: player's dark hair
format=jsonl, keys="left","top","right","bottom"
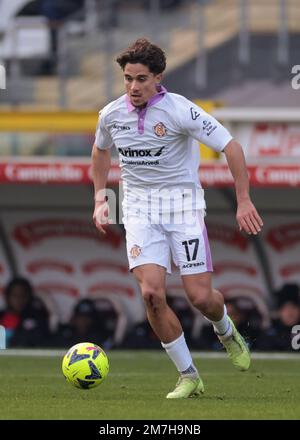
{"left": 116, "top": 38, "right": 166, "bottom": 74}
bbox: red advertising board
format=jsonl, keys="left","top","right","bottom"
{"left": 1, "top": 159, "right": 300, "bottom": 187}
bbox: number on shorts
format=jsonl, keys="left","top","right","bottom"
{"left": 182, "top": 239, "right": 199, "bottom": 262}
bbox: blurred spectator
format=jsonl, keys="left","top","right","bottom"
{"left": 122, "top": 319, "right": 161, "bottom": 349}
{"left": 258, "top": 284, "right": 300, "bottom": 351}
{"left": 0, "top": 277, "right": 50, "bottom": 347}
{"left": 52, "top": 298, "right": 101, "bottom": 348}
{"left": 53, "top": 297, "right": 123, "bottom": 350}
{"left": 95, "top": 297, "right": 126, "bottom": 349}
{"left": 226, "top": 298, "right": 265, "bottom": 350}
{"left": 40, "top": 0, "right": 84, "bottom": 73}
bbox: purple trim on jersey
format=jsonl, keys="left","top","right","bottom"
{"left": 125, "top": 95, "right": 136, "bottom": 113}
{"left": 125, "top": 85, "right": 167, "bottom": 134}
{"left": 137, "top": 107, "right": 147, "bottom": 134}
{"left": 203, "top": 223, "right": 213, "bottom": 272}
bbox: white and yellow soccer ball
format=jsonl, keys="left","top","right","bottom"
{"left": 62, "top": 342, "right": 109, "bottom": 389}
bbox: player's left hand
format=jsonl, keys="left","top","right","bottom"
{"left": 236, "top": 199, "right": 263, "bottom": 235}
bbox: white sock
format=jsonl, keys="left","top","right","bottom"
{"left": 211, "top": 305, "right": 233, "bottom": 339}
{"left": 161, "top": 333, "right": 198, "bottom": 378}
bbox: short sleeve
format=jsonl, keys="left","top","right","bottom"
{"left": 94, "top": 110, "right": 114, "bottom": 150}
{"left": 176, "top": 97, "right": 233, "bottom": 152}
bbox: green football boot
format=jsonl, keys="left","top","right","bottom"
{"left": 166, "top": 376, "right": 204, "bottom": 399}
{"left": 219, "top": 317, "right": 251, "bottom": 371}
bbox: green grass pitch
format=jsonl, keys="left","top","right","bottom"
{"left": 0, "top": 351, "right": 299, "bottom": 420}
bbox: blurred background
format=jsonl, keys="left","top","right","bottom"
{"left": 0, "top": 0, "right": 299, "bottom": 352}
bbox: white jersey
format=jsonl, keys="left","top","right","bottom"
{"left": 95, "top": 87, "right": 232, "bottom": 213}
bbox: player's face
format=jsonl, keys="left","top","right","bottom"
{"left": 124, "top": 63, "right": 162, "bottom": 108}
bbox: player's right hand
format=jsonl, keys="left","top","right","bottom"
{"left": 93, "top": 199, "right": 111, "bottom": 235}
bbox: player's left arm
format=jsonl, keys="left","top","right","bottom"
{"left": 223, "top": 139, "right": 263, "bottom": 235}
{"left": 176, "top": 98, "right": 263, "bottom": 234}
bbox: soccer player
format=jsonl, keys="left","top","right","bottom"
{"left": 92, "top": 38, "right": 263, "bottom": 399}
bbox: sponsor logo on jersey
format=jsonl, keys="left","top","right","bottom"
{"left": 190, "top": 107, "right": 201, "bottom": 120}
{"left": 182, "top": 262, "right": 205, "bottom": 269}
{"left": 118, "top": 146, "right": 165, "bottom": 158}
{"left": 153, "top": 122, "right": 167, "bottom": 137}
{"left": 130, "top": 244, "right": 142, "bottom": 258}
{"left": 112, "top": 123, "right": 130, "bottom": 130}
{"left": 203, "top": 120, "right": 217, "bottom": 136}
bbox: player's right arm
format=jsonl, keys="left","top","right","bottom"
{"left": 91, "top": 144, "right": 111, "bottom": 235}
{"left": 92, "top": 107, "right": 114, "bottom": 235}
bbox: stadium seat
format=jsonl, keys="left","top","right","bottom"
{"left": 0, "top": 0, "right": 31, "bottom": 34}
{"left": 0, "top": 17, "right": 50, "bottom": 60}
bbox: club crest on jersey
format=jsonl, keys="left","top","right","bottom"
{"left": 153, "top": 122, "right": 167, "bottom": 137}
{"left": 130, "top": 245, "right": 142, "bottom": 258}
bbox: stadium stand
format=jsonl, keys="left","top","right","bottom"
{"left": 1, "top": 0, "right": 299, "bottom": 109}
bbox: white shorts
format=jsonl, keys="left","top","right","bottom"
{"left": 124, "top": 209, "right": 213, "bottom": 275}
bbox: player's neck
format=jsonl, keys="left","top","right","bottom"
{"left": 135, "top": 103, "right": 147, "bottom": 110}
{"left": 133, "top": 90, "right": 160, "bottom": 110}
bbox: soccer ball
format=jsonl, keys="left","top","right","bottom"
{"left": 62, "top": 342, "right": 109, "bottom": 389}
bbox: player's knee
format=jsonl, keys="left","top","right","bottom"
{"left": 141, "top": 285, "right": 166, "bottom": 311}
{"left": 189, "top": 289, "right": 213, "bottom": 314}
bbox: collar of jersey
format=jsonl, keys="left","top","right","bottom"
{"left": 125, "top": 85, "right": 167, "bottom": 113}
